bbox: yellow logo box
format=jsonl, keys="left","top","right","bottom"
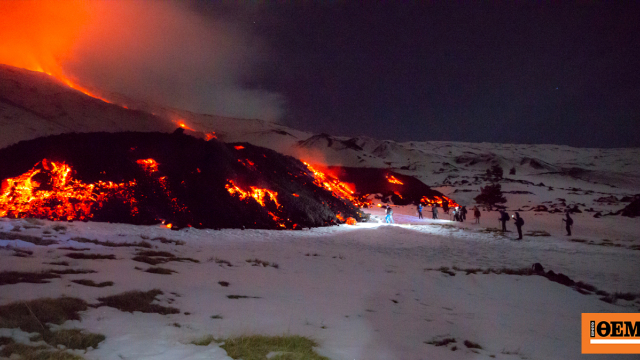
{"left": 582, "top": 313, "right": 640, "bottom": 354}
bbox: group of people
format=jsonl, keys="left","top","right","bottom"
{"left": 389, "top": 202, "right": 575, "bottom": 240}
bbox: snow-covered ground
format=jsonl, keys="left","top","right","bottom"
{"left": 1, "top": 205, "right": 638, "bottom": 359}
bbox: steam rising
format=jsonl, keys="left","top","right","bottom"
{"left": 0, "top": 0, "right": 284, "bottom": 122}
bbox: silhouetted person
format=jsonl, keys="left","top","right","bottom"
{"left": 417, "top": 203, "right": 423, "bottom": 219}
{"left": 499, "top": 210, "right": 509, "bottom": 232}
{"left": 432, "top": 205, "right": 438, "bottom": 219}
{"left": 385, "top": 205, "right": 394, "bottom": 224}
{"left": 562, "top": 212, "right": 573, "bottom": 236}
{"left": 514, "top": 212, "right": 524, "bottom": 240}
{"left": 442, "top": 201, "right": 449, "bottom": 214}
{"left": 461, "top": 206, "right": 467, "bottom": 221}
{"left": 473, "top": 206, "right": 481, "bottom": 224}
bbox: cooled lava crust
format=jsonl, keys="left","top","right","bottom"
{"left": 0, "top": 130, "right": 364, "bottom": 229}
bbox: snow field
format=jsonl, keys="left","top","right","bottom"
{"left": 1, "top": 213, "right": 638, "bottom": 359}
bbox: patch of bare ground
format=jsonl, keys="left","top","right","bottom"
{"left": 144, "top": 267, "right": 177, "bottom": 275}
{"left": 70, "top": 237, "right": 151, "bottom": 248}
{"left": 0, "top": 297, "right": 104, "bottom": 358}
{"left": 246, "top": 258, "right": 279, "bottom": 268}
{"left": 65, "top": 253, "right": 116, "bottom": 260}
{"left": 48, "top": 261, "right": 70, "bottom": 266}
{"left": 132, "top": 250, "right": 199, "bottom": 265}
{"left": 58, "top": 247, "right": 90, "bottom": 251}
{"left": 71, "top": 279, "right": 114, "bottom": 287}
{"left": 0, "top": 269, "right": 97, "bottom": 286}
{"left": 0, "top": 231, "right": 57, "bottom": 245}
{"left": 437, "top": 265, "right": 640, "bottom": 306}
{"left": 97, "top": 289, "right": 180, "bottom": 314}
{"left": 12, "top": 248, "right": 33, "bottom": 257}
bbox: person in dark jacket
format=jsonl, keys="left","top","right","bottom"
{"left": 442, "top": 201, "right": 449, "bottom": 214}
{"left": 461, "top": 206, "right": 467, "bottom": 221}
{"left": 432, "top": 205, "right": 438, "bottom": 219}
{"left": 473, "top": 206, "right": 481, "bottom": 224}
{"left": 385, "top": 205, "right": 394, "bottom": 224}
{"left": 562, "top": 212, "right": 573, "bottom": 236}
{"left": 514, "top": 212, "right": 524, "bottom": 240}
{"left": 499, "top": 210, "right": 509, "bottom": 232}
{"left": 417, "top": 203, "right": 423, "bottom": 219}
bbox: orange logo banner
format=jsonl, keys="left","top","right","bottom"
{"left": 582, "top": 313, "right": 640, "bottom": 354}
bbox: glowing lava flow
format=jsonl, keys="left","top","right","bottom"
{"left": 386, "top": 175, "right": 404, "bottom": 185}
{"left": 225, "top": 180, "right": 285, "bottom": 227}
{"left": 302, "top": 162, "right": 367, "bottom": 207}
{"left": 420, "top": 195, "right": 459, "bottom": 208}
{"left": 136, "top": 159, "right": 159, "bottom": 173}
{"left": 0, "top": 159, "right": 137, "bottom": 221}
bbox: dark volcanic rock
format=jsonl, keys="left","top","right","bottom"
{"left": 0, "top": 131, "right": 363, "bottom": 229}
{"left": 620, "top": 198, "right": 640, "bottom": 218}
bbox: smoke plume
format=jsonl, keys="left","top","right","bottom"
{"left": 0, "top": 0, "right": 285, "bottom": 122}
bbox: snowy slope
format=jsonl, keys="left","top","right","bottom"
{"left": 1, "top": 213, "right": 638, "bottom": 360}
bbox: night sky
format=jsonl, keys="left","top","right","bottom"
{"left": 193, "top": 2, "right": 640, "bottom": 148}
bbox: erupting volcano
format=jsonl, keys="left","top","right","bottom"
{"left": 0, "top": 131, "right": 366, "bottom": 229}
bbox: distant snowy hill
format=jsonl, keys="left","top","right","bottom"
{"left": 2, "top": 63, "right": 639, "bottom": 216}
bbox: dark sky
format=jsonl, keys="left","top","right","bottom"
{"left": 192, "top": 2, "right": 640, "bottom": 148}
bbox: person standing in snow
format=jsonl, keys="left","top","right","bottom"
{"left": 513, "top": 212, "right": 524, "bottom": 240}
{"left": 443, "top": 200, "right": 449, "bottom": 214}
{"left": 499, "top": 210, "right": 509, "bottom": 232}
{"left": 385, "top": 205, "right": 394, "bottom": 224}
{"left": 417, "top": 203, "right": 423, "bottom": 219}
{"left": 473, "top": 206, "right": 481, "bottom": 224}
{"left": 461, "top": 206, "right": 467, "bottom": 221}
{"left": 562, "top": 212, "right": 573, "bottom": 236}
{"left": 432, "top": 205, "right": 438, "bottom": 219}
{"left": 452, "top": 207, "right": 458, "bottom": 221}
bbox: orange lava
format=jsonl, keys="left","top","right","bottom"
{"left": 345, "top": 217, "right": 357, "bottom": 225}
{"left": 205, "top": 132, "right": 217, "bottom": 140}
{"left": 234, "top": 146, "right": 245, "bottom": 150}
{"left": 225, "top": 180, "right": 285, "bottom": 227}
{"left": 0, "top": 159, "right": 137, "bottom": 221}
{"left": 303, "top": 162, "right": 367, "bottom": 207}
{"left": 136, "top": 159, "right": 159, "bottom": 173}
{"left": 386, "top": 175, "right": 404, "bottom": 185}
{"left": 420, "top": 195, "right": 459, "bottom": 208}
{"left": 225, "top": 180, "right": 280, "bottom": 208}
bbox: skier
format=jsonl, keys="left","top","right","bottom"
{"left": 473, "top": 206, "right": 481, "bottom": 224}
{"left": 561, "top": 212, "right": 573, "bottom": 236}
{"left": 499, "top": 210, "right": 509, "bottom": 232}
{"left": 513, "top": 212, "right": 524, "bottom": 240}
{"left": 461, "top": 206, "right": 467, "bottom": 221}
{"left": 417, "top": 203, "right": 423, "bottom": 219}
{"left": 385, "top": 205, "right": 394, "bottom": 224}
{"left": 432, "top": 205, "right": 438, "bottom": 219}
